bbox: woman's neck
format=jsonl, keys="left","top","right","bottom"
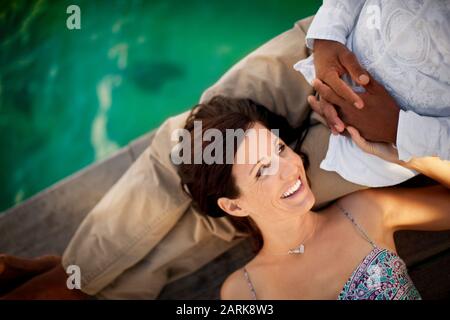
{"left": 258, "top": 210, "right": 324, "bottom": 257}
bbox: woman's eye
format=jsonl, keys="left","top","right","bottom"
{"left": 256, "top": 144, "right": 285, "bottom": 179}
{"left": 256, "top": 164, "right": 270, "bottom": 179}
{"left": 278, "top": 143, "right": 286, "bottom": 154}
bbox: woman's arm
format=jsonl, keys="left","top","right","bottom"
{"left": 346, "top": 126, "right": 450, "bottom": 188}
{"left": 402, "top": 156, "right": 450, "bottom": 189}
{"left": 372, "top": 185, "right": 450, "bottom": 233}
{"left": 344, "top": 126, "right": 450, "bottom": 234}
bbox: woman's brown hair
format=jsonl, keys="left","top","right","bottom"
{"left": 177, "top": 96, "right": 308, "bottom": 252}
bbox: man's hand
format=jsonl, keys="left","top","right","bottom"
{"left": 313, "top": 39, "right": 370, "bottom": 133}
{"left": 309, "top": 75, "right": 401, "bottom": 144}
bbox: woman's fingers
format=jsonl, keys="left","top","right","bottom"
{"left": 346, "top": 126, "right": 371, "bottom": 153}
{"left": 322, "top": 100, "right": 345, "bottom": 133}
{"left": 347, "top": 126, "right": 401, "bottom": 163}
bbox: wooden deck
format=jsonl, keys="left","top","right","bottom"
{"left": 1, "top": 131, "right": 449, "bottom": 299}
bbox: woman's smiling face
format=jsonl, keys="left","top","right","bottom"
{"left": 229, "top": 122, "right": 315, "bottom": 222}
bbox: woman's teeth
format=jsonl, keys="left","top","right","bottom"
{"left": 281, "top": 179, "right": 302, "bottom": 199}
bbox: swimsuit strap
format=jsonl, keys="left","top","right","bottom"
{"left": 337, "top": 203, "right": 377, "bottom": 249}
{"left": 243, "top": 267, "right": 257, "bottom": 300}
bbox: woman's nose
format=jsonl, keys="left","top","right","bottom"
{"left": 279, "top": 157, "right": 299, "bottom": 181}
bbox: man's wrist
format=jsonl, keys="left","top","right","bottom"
{"left": 386, "top": 106, "right": 400, "bottom": 144}
{"left": 313, "top": 38, "right": 343, "bottom": 51}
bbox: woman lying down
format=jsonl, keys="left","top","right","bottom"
{"left": 177, "top": 96, "right": 450, "bottom": 300}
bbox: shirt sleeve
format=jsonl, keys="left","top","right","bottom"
{"left": 305, "top": 0, "right": 366, "bottom": 49}
{"left": 396, "top": 110, "right": 450, "bottom": 161}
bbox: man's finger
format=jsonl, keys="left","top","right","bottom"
{"left": 325, "top": 75, "right": 365, "bottom": 109}
{"left": 339, "top": 50, "right": 370, "bottom": 86}
{"left": 362, "top": 72, "right": 384, "bottom": 94}
{"left": 313, "top": 77, "right": 362, "bottom": 110}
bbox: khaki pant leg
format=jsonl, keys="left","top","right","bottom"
{"left": 62, "top": 112, "right": 193, "bottom": 295}
{"left": 97, "top": 207, "right": 245, "bottom": 299}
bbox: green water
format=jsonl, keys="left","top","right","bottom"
{"left": 0, "top": 0, "right": 320, "bottom": 212}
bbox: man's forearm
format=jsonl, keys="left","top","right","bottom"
{"left": 1, "top": 264, "right": 91, "bottom": 300}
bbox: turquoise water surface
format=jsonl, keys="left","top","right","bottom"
{"left": 0, "top": 0, "right": 320, "bottom": 211}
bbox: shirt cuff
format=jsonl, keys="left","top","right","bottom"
{"left": 305, "top": 6, "right": 352, "bottom": 49}
{"left": 396, "top": 110, "right": 446, "bottom": 161}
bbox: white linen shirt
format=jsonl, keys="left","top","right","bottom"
{"left": 294, "top": 0, "right": 450, "bottom": 187}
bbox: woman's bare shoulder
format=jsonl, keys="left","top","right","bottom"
{"left": 338, "top": 188, "right": 387, "bottom": 215}
{"left": 334, "top": 188, "right": 397, "bottom": 250}
{"left": 220, "top": 268, "right": 254, "bottom": 300}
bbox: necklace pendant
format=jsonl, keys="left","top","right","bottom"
{"left": 288, "top": 244, "right": 305, "bottom": 255}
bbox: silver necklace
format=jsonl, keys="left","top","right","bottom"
{"left": 287, "top": 244, "right": 305, "bottom": 255}
{"left": 263, "top": 214, "right": 318, "bottom": 256}
{"left": 287, "top": 216, "right": 317, "bottom": 254}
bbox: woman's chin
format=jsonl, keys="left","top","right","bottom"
{"left": 295, "top": 190, "right": 315, "bottom": 213}
{"left": 304, "top": 191, "right": 316, "bottom": 211}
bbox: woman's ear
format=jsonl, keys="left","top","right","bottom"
{"left": 217, "top": 197, "right": 248, "bottom": 217}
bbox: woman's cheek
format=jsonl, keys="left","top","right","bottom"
{"left": 247, "top": 183, "right": 268, "bottom": 206}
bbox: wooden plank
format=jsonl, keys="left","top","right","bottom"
{"left": 408, "top": 249, "right": 450, "bottom": 299}
{"left": 395, "top": 230, "right": 450, "bottom": 267}
{"left": 159, "top": 239, "right": 255, "bottom": 299}
{"left": 0, "top": 148, "right": 134, "bottom": 257}
{"left": 0, "top": 132, "right": 154, "bottom": 258}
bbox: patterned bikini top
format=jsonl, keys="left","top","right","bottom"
{"left": 243, "top": 206, "right": 422, "bottom": 300}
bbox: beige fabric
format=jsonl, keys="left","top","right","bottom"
{"left": 62, "top": 16, "right": 366, "bottom": 299}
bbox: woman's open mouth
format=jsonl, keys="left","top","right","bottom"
{"left": 280, "top": 177, "right": 303, "bottom": 199}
